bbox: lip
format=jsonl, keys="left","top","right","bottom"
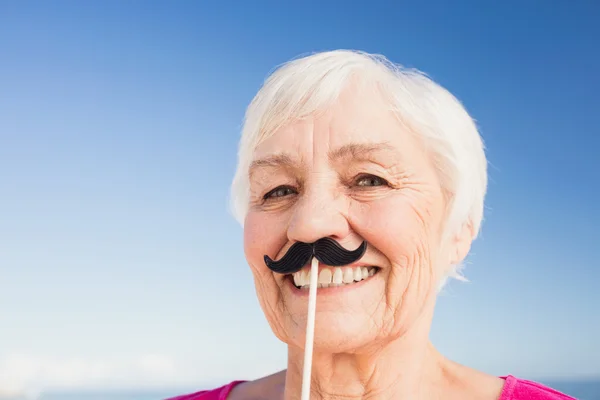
{"left": 285, "top": 267, "right": 380, "bottom": 297}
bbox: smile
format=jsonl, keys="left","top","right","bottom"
{"left": 289, "top": 266, "right": 379, "bottom": 289}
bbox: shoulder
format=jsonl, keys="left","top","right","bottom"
{"left": 164, "top": 381, "right": 246, "bottom": 400}
{"left": 166, "top": 371, "right": 286, "bottom": 400}
{"left": 500, "top": 376, "right": 576, "bottom": 399}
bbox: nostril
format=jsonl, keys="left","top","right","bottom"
{"left": 287, "top": 207, "right": 351, "bottom": 244}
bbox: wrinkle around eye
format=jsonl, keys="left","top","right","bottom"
{"left": 248, "top": 173, "right": 299, "bottom": 204}
{"left": 345, "top": 162, "right": 409, "bottom": 188}
{"left": 253, "top": 186, "right": 299, "bottom": 213}
{"left": 348, "top": 185, "right": 396, "bottom": 202}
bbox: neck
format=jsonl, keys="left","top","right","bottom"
{"left": 284, "top": 300, "right": 446, "bottom": 400}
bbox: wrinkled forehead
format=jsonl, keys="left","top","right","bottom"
{"left": 252, "top": 86, "right": 411, "bottom": 161}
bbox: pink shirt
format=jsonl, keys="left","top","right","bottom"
{"left": 166, "top": 375, "right": 575, "bottom": 399}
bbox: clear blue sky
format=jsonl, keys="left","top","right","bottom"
{"left": 1, "top": 0, "right": 599, "bottom": 394}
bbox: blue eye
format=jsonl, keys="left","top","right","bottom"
{"left": 356, "top": 175, "right": 387, "bottom": 187}
{"left": 264, "top": 186, "right": 296, "bottom": 200}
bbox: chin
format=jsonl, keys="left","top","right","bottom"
{"left": 284, "top": 311, "right": 382, "bottom": 353}
{"left": 277, "top": 272, "right": 389, "bottom": 350}
{"left": 317, "top": 326, "right": 377, "bottom": 353}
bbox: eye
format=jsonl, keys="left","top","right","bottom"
{"left": 263, "top": 185, "right": 297, "bottom": 200}
{"left": 355, "top": 174, "right": 388, "bottom": 187}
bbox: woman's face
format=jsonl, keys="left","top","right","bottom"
{"left": 244, "top": 86, "right": 464, "bottom": 352}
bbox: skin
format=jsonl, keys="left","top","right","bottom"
{"left": 239, "top": 83, "right": 505, "bottom": 400}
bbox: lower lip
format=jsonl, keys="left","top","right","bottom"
{"left": 286, "top": 269, "right": 379, "bottom": 296}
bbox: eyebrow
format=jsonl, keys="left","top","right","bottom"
{"left": 248, "top": 142, "right": 395, "bottom": 176}
{"left": 327, "top": 142, "right": 395, "bottom": 163}
{"left": 249, "top": 153, "right": 299, "bottom": 177}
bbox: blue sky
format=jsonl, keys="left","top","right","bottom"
{"left": 1, "top": 0, "right": 599, "bottom": 395}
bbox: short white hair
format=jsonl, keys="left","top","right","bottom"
{"left": 229, "top": 50, "right": 488, "bottom": 283}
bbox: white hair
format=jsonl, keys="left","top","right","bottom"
{"left": 229, "top": 50, "right": 488, "bottom": 284}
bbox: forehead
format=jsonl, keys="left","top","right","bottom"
{"left": 253, "top": 86, "right": 412, "bottom": 159}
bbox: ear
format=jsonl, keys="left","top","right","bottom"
{"left": 449, "top": 220, "right": 475, "bottom": 265}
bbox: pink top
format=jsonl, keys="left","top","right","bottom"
{"left": 166, "top": 375, "right": 575, "bottom": 399}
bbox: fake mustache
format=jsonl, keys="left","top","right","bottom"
{"left": 264, "top": 238, "right": 367, "bottom": 274}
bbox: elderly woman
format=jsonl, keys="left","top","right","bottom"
{"left": 169, "top": 50, "right": 572, "bottom": 400}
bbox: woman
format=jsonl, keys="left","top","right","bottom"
{"left": 169, "top": 50, "right": 574, "bottom": 399}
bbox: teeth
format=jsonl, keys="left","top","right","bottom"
{"left": 332, "top": 268, "right": 343, "bottom": 284}
{"left": 343, "top": 268, "right": 354, "bottom": 283}
{"left": 292, "top": 267, "right": 378, "bottom": 289}
{"left": 301, "top": 270, "right": 309, "bottom": 286}
{"left": 318, "top": 269, "right": 332, "bottom": 285}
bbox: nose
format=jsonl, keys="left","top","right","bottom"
{"left": 286, "top": 187, "right": 351, "bottom": 244}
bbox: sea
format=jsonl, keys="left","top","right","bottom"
{"left": 5, "top": 380, "right": 599, "bottom": 400}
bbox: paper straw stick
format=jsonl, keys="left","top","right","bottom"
{"left": 301, "top": 257, "right": 319, "bottom": 400}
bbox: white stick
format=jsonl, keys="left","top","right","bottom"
{"left": 301, "top": 257, "right": 319, "bottom": 400}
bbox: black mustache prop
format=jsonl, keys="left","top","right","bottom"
{"left": 264, "top": 238, "right": 367, "bottom": 274}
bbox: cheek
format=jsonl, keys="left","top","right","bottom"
{"left": 243, "top": 212, "right": 268, "bottom": 273}
{"left": 243, "top": 211, "right": 291, "bottom": 342}
{"left": 350, "top": 194, "right": 440, "bottom": 266}
{"left": 244, "top": 211, "right": 287, "bottom": 274}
